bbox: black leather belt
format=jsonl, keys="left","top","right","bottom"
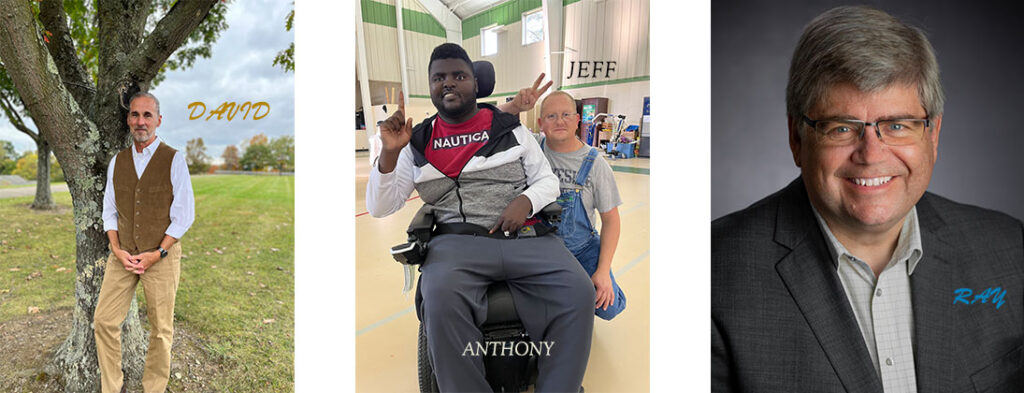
{"left": 434, "top": 222, "right": 555, "bottom": 239}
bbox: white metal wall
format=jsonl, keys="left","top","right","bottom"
{"left": 359, "top": 0, "right": 650, "bottom": 125}
{"left": 562, "top": 0, "right": 649, "bottom": 83}
{"left": 362, "top": 23, "right": 402, "bottom": 83}
{"left": 462, "top": 16, "right": 547, "bottom": 98}
{"left": 403, "top": 30, "right": 447, "bottom": 97}
{"left": 361, "top": 0, "right": 447, "bottom": 96}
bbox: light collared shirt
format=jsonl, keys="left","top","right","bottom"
{"left": 101, "top": 136, "right": 195, "bottom": 239}
{"left": 812, "top": 206, "right": 923, "bottom": 393}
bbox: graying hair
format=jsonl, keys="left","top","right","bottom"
{"left": 128, "top": 91, "right": 161, "bottom": 116}
{"left": 786, "top": 6, "right": 944, "bottom": 128}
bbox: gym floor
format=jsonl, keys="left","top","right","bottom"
{"left": 354, "top": 150, "right": 651, "bottom": 392}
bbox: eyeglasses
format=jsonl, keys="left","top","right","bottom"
{"left": 542, "top": 112, "right": 577, "bottom": 122}
{"left": 801, "top": 115, "right": 932, "bottom": 146}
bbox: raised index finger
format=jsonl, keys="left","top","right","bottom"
{"left": 531, "top": 73, "right": 546, "bottom": 91}
{"left": 397, "top": 90, "right": 406, "bottom": 115}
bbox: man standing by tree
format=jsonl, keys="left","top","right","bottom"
{"left": 0, "top": 1, "right": 223, "bottom": 389}
{"left": 94, "top": 92, "right": 194, "bottom": 393}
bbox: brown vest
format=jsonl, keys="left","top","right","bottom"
{"left": 113, "top": 142, "right": 176, "bottom": 254}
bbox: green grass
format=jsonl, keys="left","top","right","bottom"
{"left": 0, "top": 174, "right": 294, "bottom": 391}
{"left": 0, "top": 181, "right": 66, "bottom": 190}
{"left": 0, "top": 194, "right": 77, "bottom": 317}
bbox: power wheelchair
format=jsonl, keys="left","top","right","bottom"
{"left": 390, "top": 202, "right": 562, "bottom": 392}
{"left": 386, "top": 60, "right": 565, "bottom": 392}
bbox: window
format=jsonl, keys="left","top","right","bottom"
{"left": 522, "top": 10, "right": 543, "bottom": 45}
{"left": 482, "top": 25, "right": 500, "bottom": 57}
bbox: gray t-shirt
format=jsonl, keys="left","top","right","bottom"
{"left": 539, "top": 137, "right": 622, "bottom": 227}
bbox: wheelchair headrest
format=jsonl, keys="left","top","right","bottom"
{"left": 473, "top": 60, "right": 495, "bottom": 98}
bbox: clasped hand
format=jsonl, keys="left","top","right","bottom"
{"left": 114, "top": 248, "right": 160, "bottom": 275}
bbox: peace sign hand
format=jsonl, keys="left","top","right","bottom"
{"left": 509, "top": 73, "right": 553, "bottom": 112}
{"left": 380, "top": 91, "right": 412, "bottom": 154}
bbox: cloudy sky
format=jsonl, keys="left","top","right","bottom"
{"left": 0, "top": 0, "right": 295, "bottom": 164}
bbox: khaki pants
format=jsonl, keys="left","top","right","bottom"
{"left": 94, "top": 243, "right": 181, "bottom": 393}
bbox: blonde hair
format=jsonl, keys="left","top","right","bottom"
{"left": 539, "top": 90, "right": 577, "bottom": 113}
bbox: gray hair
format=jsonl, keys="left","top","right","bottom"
{"left": 786, "top": 6, "right": 943, "bottom": 128}
{"left": 128, "top": 91, "right": 161, "bottom": 115}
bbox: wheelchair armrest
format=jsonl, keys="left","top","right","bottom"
{"left": 405, "top": 204, "right": 434, "bottom": 235}
{"left": 537, "top": 202, "right": 562, "bottom": 223}
{"left": 390, "top": 204, "right": 435, "bottom": 266}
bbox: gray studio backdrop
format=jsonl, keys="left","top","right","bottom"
{"left": 712, "top": 0, "right": 1024, "bottom": 221}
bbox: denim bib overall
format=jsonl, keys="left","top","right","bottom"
{"left": 545, "top": 143, "right": 627, "bottom": 320}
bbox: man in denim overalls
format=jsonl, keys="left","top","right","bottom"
{"left": 537, "top": 91, "right": 627, "bottom": 320}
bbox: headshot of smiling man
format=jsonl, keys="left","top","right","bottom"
{"left": 712, "top": 5, "right": 1024, "bottom": 393}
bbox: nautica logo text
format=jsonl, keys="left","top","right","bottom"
{"left": 433, "top": 130, "right": 489, "bottom": 150}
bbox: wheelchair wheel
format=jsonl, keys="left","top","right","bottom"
{"left": 417, "top": 323, "right": 440, "bottom": 393}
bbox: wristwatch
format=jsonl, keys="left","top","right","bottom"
{"left": 158, "top": 247, "right": 168, "bottom": 259}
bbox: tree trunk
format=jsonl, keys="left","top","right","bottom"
{"left": 31, "top": 138, "right": 55, "bottom": 210}
{"left": 40, "top": 147, "right": 150, "bottom": 393}
{"left": 0, "top": 1, "right": 220, "bottom": 390}
{"left": 0, "top": 4, "right": 147, "bottom": 392}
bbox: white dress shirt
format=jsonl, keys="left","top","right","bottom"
{"left": 812, "top": 206, "right": 922, "bottom": 393}
{"left": 101, "top": 137, "right": 195, "bottom": 239}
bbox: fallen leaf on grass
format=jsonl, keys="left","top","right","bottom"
{"left": 55, "top": 267, "right": 67, "bottom": 273}
{"left": 246, "top": 271, "right": 254, "bottom": 276}
{"left": 262, "top": 319, "right": 275, "bottom": 324}
{"left": 213, "top": 248, "right": 224, "bottom": 254}
{"left": 9, "top": 268, "right": 20, "bottom": 272}
{"left": 210, "top": 265, "right": 217, "bottom": 269}
{"left": 205, "top": 251, "right": 211, "bottom": 256}
{"left": 276, "top": 300, "right": 284, "bottom": 305}
{"left": 26, "top": 271, "right": 42, "bottom": 281}
{"left": 28, "top": 306, "right": 39, "bottom": 314}
{"left": 16, "top": 228, "right": 21, "bottom": 233}
{"left": 249, "top": 292, "right": 256, "bottom": 297}
{"left": 258, "top": 283, "right": 266, "bottom": 288}
{"left": 174, "top": 372, "right": 182, "bottom": 379}
{"left": 50, "top": 254, "right": 58, "bottom": 259}
{"left": 270, "top": 248, "right": 279, "bottom": 252}
{"left": 1, "top": 289, "right": 10, "bottom": 294}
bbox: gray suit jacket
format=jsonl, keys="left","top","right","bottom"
{"left": 712, "top": 179, "right": 1023, "bottom": 392}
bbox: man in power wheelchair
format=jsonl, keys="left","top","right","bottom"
{"left": 366, "top": 43, "right": 595, "bottom": 392}
{"left": 392, "top": 202, "right": 565, "bottom": 392}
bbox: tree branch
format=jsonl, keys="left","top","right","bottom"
{"left": 0, "top": 94, "right": 37, "bottom": 139}
{"left": 38, "top": 0, "right": 95, "bottom": 114}
{"left": 127, "top": 0, "right": 218, "bottom": 84}
{"left": 0, "top": 0, "right": 95, "bottom": 161}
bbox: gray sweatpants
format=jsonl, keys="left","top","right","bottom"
{"left": 418, "top": 233, "right": 595, "bottom": 392}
